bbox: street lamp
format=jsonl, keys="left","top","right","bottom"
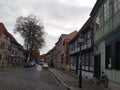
{"left": 78, "top": 35, "right": 84, "bottom": 88}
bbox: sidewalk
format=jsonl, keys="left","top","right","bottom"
{"left": 49, "top": 68, "right": 111, "bottom": 90}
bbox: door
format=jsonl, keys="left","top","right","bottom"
{"left": 94, "top": 54, "right": 101, "bottom": 79}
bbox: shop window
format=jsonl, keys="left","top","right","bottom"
{"left": 105, "top": 45, "right": 112, "bottom": 69}
{"left": 116, "top": 41, "right": 120, "bottom": 69}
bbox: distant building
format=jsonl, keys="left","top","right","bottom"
{"left": 52, "top": 46, "right": 57, "bottom": 68}
{"left": 0, "top": 23, "right": 24, "bottom": 70}
{"left": 79, "top": 17, "right": 94, "bottom": 78}
{"left": 39, "top": 54, "right": 46, "bottom": 62}
{"left": 69, "top": 17, "right": 94, "bottom": 79}
{"left": 0, "top": 23, "right": 11, "bottom": 70}
{"left": 55, "top": 34, "right": 67, "bottom": 69}
{"left": 61, "top": 31, "right": 78, "bottom": 70}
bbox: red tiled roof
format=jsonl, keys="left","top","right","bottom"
{"left": 79, "top": 17, "right": 93, "bottom": 32}
{"left": 0, "top": 23, "right": 6, "bottom": 37}
{"left": 0, "top": 23, "right": 18, "bottom": 44}
{"left": 9, "top": 32, "right": 18, "bottom": 44}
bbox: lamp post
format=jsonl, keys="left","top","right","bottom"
{"left": 78, "top": 36, "right": 84, "bottom": 88}
{"left": 79, "top": 59, "right": 82, "bottom": 88}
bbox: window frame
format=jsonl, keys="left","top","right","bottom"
{"left": 104, "top": 0, "right": 109, "bottom": 21}
{"left": 114, "top": 0, "right": 120, "bottom": 13}
{"left": 95, "top": 14, "right": 100, "bottom": 30}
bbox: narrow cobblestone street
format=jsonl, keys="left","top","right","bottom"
{"left": 0, "top": 65, "right": 67, "bottom": 90}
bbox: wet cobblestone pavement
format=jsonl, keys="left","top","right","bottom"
{"left": 0, "top": 66, "right": 67, "bottom": 90}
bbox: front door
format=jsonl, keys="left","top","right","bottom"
{"left": 94, "top": 54, "right": 101, "bottom": 79}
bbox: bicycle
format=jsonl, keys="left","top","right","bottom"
{"left": 98, "top": 72, "right": 109, "bottom": 88}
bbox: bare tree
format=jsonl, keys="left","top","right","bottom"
{"left": 14, "top": 15, "right": 45, "bottom": 62}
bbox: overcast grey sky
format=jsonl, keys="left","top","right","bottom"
{"left": 0, "top": 0, "right": 96, "bottom": 54}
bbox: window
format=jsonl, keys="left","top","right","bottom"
{"left": 12, "top": 50, "right": 15, "bottom": 55}
{"left": 95, "top": 14, "right": 100, "bottom": 30}
{"left": 66, "top": 55, "right": 69, "bottom": 64}
{"left": 83, "top": 34, "right": 87, "bottom": 49}
{"left": 105, "top": 45, "right": 112, "bottom": 69}
{"left": 104, "top": 0, "right": 109, "bottom": 21}
{"left": 85, "top": 53, "right": 89, "bottom": 66}
{"left": 0, "top": 41, "right": 1, "bottom": 49}
{"left": 86, "top": 31, "right": 92, "bottom": 48}
{"left": 114, "top": 0, "right": 120, "bottom": 13}
{"left": 8, "top": 45, "right": 11, "bottom": 51}
{"left": 1, "top": 42, "right": 5, "bottom": 49}
{"left": 61, "top": 54, "right": 64, "bottom": 64}
{"left": 5, "top": 35, "right": 8, "bottom": 40}
{"left": 0, "top": 54, "right": 2, "bottom": 61}
{"left": 87, "top": 31, "right": 91, "bottom": 39}
{"left": 87, "top": 39, "right": 91, "bottom": 48}
{"left": 81, "top": 54, "right": 85, "bottom": 70}
{"left": 81, "top": 54, "right": 85, "bottom": 65}
{"left": 116, "top": 41, "right": 120, "bottom": 69}
{"left": 90, "top": 53, "right": 94, "bottom": 66}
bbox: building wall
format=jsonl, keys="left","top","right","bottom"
{"left": 94, "top": 0, "right": 120, "bottom": 44}
{"left": 17, "top": 47, "right": 24, "bottom": 66}
{"left": 69, "top": 38, "right": 80, "bottom": 75}
{"left": 61, "top": 31, "right": 78, "bottom": 70}
{"left": 56, "top": 39, "right": 62, "bottom": 69}
{"left": 11, "top": 42, "right": 18, "bottom": 67}
{"left": 93, "top": 0, "right": 120, "bottom": 86}
{"left": 0, "top": 34, "right": 11, "bottom": 69}
{"left": 53, "top": 47, "right": 57, "bottom": 68}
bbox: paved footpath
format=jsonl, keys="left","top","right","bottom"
{"left": 49, "top": 68, "right": 111, "bottom": 90}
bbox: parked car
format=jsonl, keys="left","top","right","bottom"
{"left": 24, "top": 60, "right": 36, "bottom": 68}
{"left": 38, "top": 61, "right": 44, "bottom": 66}
{"left": 24, "top": 62, "right": 31, "bottom": 68}
{"left": 42, "top": 63, "right": 49, "bottom": 69}
{"left": 30, "top": 60, "right": 36, "bottom": 66}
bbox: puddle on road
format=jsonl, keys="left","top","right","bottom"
{"left": 36, "top": 65, "right": 42, "bottom": 71}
